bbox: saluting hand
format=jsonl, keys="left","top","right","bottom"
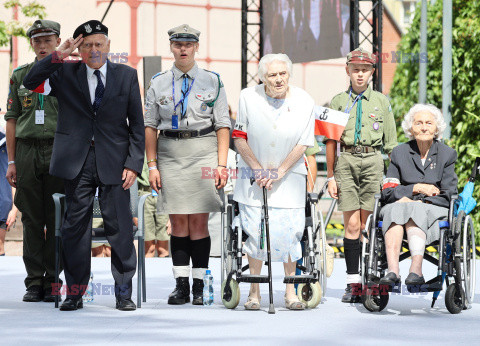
{"left": 57, "top": 35, "right": 84, "bottom": 60}
{"left": 122, "top": 168, "right": 137, "bottom": 190}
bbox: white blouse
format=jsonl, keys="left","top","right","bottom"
{"left": 233, "top": 84, "right": 315, "bottom": 208}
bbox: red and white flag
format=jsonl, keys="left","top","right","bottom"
{"left": 314, "top": 105, "right": 349, "bottom": 140}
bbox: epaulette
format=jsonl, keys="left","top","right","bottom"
{"left": 204, "top": 69, "right": 220, "bottom": 77}
{"left": 152, "top": 71, "right": 167, "bottom": 79}
{"left": 204, "top": 69, "right": 223, "bottom": 87}
{"left": 13, "top": 64, "right": 29, "bottom": 72}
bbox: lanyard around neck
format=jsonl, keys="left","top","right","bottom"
{"left": 344, "top": 88, "right": 364, "bottom": 114}
{"left": 38, "top": 94, "right": 44, "bottom": 110}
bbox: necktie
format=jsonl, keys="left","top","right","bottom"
{"left": 354, "top": 95, "right": 363, "bottom": 145}
{"left": 92, "top": 70, "right": 105, "bottom": 113}
{"left": 180, "top": 74, "right": 189, "bottom": 119}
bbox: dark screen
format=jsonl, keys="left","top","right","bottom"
{"left": 263, "top": 0, "right": 350, "bottom": 63}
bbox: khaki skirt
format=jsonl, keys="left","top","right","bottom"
{"left": 156, "top": 133, "right": 223, "bottom": 214}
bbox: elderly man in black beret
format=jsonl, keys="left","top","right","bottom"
{"left": 23, "top": 20, "right": 145, "bottom": 311}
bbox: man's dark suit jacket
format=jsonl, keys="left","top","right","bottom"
{"left": 23, "top": 52, "right": 144, "bottom": 185}
{"left": 382, "top": 139, "right": 458, "bottom": 208}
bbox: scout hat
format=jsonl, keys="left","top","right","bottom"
{"left": 346, "top": 47, "right": 376, "bottom": 65}
{"left": 168, "top": 24, "right": 200, "bottom": 42}
{"left": 26, "top": 19, "right": 60, "bottom": 38}
{"left": 73, "top": 20, "right": 108, "bottom": 39}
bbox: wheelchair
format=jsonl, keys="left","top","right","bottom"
{"left": 360, "top": 193, "right": 476, "bottom": 314}
{"left": 219, "top": 187, "right": 330, "bottom": 310}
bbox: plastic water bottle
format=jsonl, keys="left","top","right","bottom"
{"left": 83, "top": 272, "right": 94, "bottom": 302}
{"left": 203, "top": 270, "right": 214, "bottom": 306}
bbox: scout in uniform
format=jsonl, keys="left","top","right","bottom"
{"left": 144, "top": 24, "right": 230, "bottom": 305}
{"left": 4, "top": 20, "right": 65, "bottom": 303}
{"left": 325, "top": 47, "right": 397, "bottom": 303}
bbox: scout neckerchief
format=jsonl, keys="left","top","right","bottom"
{"left": 344, "top": 87, "right": 364, "bottom": 146}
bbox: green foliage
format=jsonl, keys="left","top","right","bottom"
{"left": 0, "top": 0, "right": 46, "bottom": 47}
{"left": 389, "top": 0, "right": 480, "bottom": 238}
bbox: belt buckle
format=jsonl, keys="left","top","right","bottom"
{"left": 181, "top": 132, "right": 191, "bottom": 139}
{"left": 354, "top": 145, "right": 363, "bottom": 154}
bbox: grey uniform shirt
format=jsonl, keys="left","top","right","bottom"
{"left": 144, "top": 63, "right": 230, "bottom": 131}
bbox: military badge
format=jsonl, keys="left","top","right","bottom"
{"left": 201, "top": 102, "right": 207, "bottom": 111}
{"left": 22, "top": 96, "right": 32, "bottom": 108}
{"left": 373, "top": 122, "right": 380, "bottom": 131}
{"left": 85, "top": 24, "right": 92, "bottom": 33}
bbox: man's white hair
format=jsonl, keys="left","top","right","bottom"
{"left": 401, "top": 103, "right": 447, "bottom": 140}
{"left": 257, "top": 53, "right": 293, "bottom": 83}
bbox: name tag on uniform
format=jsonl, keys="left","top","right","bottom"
{"left": 35, "top": 110, "right": 45, "bottom": 125}
{"left": 172, "top": 114, "right": 179, "bottom": 129}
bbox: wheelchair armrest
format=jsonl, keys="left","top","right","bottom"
{"left": 308, "top": 192, "right": 319, "bottom": 204}
{"left": 227, "top": 194, "right": 235, "bottom": 205}
{"left": 448, "top": 194, "right": 459, "bottom": 230}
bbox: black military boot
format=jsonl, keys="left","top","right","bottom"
{"left": 168, "top": 277, "right": 190, "bottom": 305}
{"left": 192, "top": 279, "right": 204, "bottom": 305}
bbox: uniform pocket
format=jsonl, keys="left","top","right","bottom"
{"left": 194, "top": 90, "right": 216, "bottom": 113}
{"left": 156, "top": 93, "right": 174, "bottom": 114}
{"left": 367, "top": 114, "right": 384, "bottom": 141}
{"left": 17, "top": 88, "right": 34, "bottom": 109}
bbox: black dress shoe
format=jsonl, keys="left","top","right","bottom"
{"left": 341, "top": 283, "right": 362, "bottom": 303}
{"left": 168, "top": 277, "right": 190, "bottom": 305}
{"left": 405, "top": 272, "right": 425, "bottom": 286}
{"left": 60, "top": 298, "right": 83, "bottom": 311}
{"left": 43, "top": 286, "right": 62, "bottom": 303}
{"left": 192, "top": 278, "right": 204, "bottom": 305}
{"left": 116, "top": 298, "right": 136, "bottom": 311}
{"left": 379, "top": 272, "right": 401, "bottom": 286}
{"left": 23, "top": 285, "right": 44, "bottom": 302}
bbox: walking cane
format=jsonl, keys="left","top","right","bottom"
{"left": 262, "top": 186, "right": 276, "bottom": 314}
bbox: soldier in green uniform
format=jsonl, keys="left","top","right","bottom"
{"left": 4, "top": 20, "right": 64, "bottom": 303}
{"left": 325, "top": 47, "right": 397, "bottom": 303}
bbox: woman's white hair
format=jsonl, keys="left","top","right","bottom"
{"left": 257, "top": 53, "right": 293, "bottom": 83}
{"left": 401, "top": 103, "right": 447, "bottom": 140}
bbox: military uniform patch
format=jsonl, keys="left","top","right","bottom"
{"left": 22, "top": 96, "right": 33, "bottom": 108}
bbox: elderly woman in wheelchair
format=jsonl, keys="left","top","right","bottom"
{"left": 378, "top": 104, "right": 457, "bottom": 287}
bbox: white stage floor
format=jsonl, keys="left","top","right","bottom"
{"left": 1, "top": 256, "right": 479, "bottom": 345}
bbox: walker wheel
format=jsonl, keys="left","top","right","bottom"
{"left": 297, "top": 282, "right": 322, "bottom": 308}
{"left": 221, "top": 279, "right": 240, "bottom": 309}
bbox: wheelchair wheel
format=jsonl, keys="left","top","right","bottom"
{"left": 456, "top": 212, "right": 476, "bottom": 305}
{"left": 445, "top": 283, "right": 465, "bottom": 314}
{"left": 221, "top": 279, "right": 240, "bottom": 309}
{"left": 362, "top": 287, "right": 389, "bottom": 312}
{"left": 297, "top": 282, "right": 322, "bottom": 308}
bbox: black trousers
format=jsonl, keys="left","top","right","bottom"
{"left": 61, "top": 147, "right": 136, "bottom": 299}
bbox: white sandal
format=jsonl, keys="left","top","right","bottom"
{"left": 244, "top": 296, "right": 261, "bottom": 310}
{"left": 285, "top": 296, "right": 306, "bottom": 310}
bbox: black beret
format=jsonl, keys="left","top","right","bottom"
{"left": 73, "top": 20, "right": 108, "bottom": 39}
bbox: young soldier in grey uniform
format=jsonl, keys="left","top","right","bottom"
{"left": 5, "top": 20, "right": 64, "bottom": 303}
{"left": 325, "top": 48, "right": 397, "bottom": 303}
{"left": 145, "top": 24, "right": 230, "bottom": 305}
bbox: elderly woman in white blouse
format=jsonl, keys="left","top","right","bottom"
{"left": 232, "top": 53, "right": 315, "bottom": 310}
